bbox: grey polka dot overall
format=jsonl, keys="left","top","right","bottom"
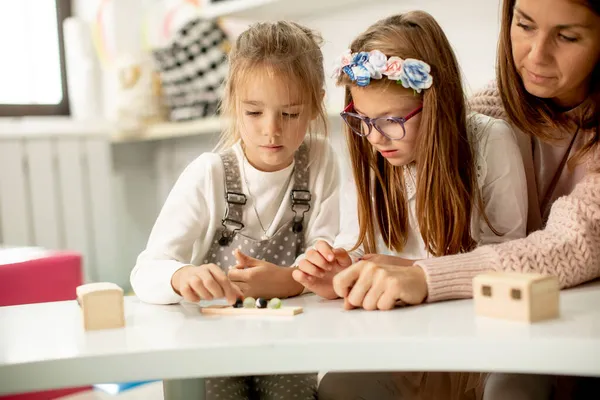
{"left": 203, "top": 142, "right": 311, "bottom": 271}
{"left": 205, "top": 143, "right": 317, "bottom": 400}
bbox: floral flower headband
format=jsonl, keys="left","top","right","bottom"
{"left": 332, "top": 49, "right": 433, "bottom": 93}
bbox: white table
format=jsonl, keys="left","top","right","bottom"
{"left": 1, "top": 281, "right": 600, "bottom": 399}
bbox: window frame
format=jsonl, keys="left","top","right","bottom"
{"left": 0, "top": 0, "right": 71, "bottom": 117}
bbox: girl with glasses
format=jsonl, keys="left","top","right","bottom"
{"left": 293, "top": 11, "right": 528, "bottom": 310}
{"left": 292, "top": 10, "right": 531, "bottom": 400}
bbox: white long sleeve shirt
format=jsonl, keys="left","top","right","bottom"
{"left": 131, "top": 137, "right": 340, "bottom": 304}
{"left": 335, "top": 112, "right": 529, "bottom": 260}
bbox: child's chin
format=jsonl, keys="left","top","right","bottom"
{"left": 384, "top": 156, "right": 410, "bottom": 167}
{"left": 260, "top": 154, "right": 294, "bottom": 169}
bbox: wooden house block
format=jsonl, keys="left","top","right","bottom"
{"left": 76, "top": 282, "right": 125, "bottom": 331}
{"left": 473, "top": 272, "right": 559, "bottom": 323}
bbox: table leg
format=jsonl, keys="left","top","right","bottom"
{"left": 163, "top": 378, "right": 205, "bottom": 400}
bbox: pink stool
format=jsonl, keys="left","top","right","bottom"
{"left": 0, "top": 247, "right": 92, "bottom": 399}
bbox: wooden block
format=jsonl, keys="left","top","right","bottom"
{"left": 473, "top": 272, "right": 559, "bottom": 323}
{"left": 76, "top": 282, "right": 125, "bottom": 330}
{"left": 200, "top": 305, "right": 303, "bottom": 316}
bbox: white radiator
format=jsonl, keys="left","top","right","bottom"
{"left": 0, "top": 123, "right": 119, "bottom": 284}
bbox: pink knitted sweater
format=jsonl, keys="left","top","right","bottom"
{"left": 416, "top": 83, "right": 600, "bottom": 302}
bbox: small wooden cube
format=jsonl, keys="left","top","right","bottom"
{"left": 76, "top": 282, "right": 125, "bottom": 331}
{"left": 473, "top": 272, "right": 559, "bottom": 323}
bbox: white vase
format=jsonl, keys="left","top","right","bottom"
{"left": 63, "top": 16, "right": 103, "bottom": 120}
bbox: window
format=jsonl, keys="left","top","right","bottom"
{"left": 0, "top": 0, "right": 71, "bottom": 116}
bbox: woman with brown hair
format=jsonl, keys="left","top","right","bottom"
{"left": 470, "top": 0, "right": 600, "bottom": 398}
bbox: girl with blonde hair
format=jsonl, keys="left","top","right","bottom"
{"left": 131, "top": 20, "right": 340, "bottom": 399}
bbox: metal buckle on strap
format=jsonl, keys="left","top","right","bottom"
{"left": 291, "top": 189, "right": 311, "bottom": 215}
{"left": 226, "top": 192, "right": 247, "bottom": 205}
{"left": 222, "top": 218, "right": 244, "bottom": 230}
{"left": 291, "top": 189, "right": 311, "bottom": 204}
{"left": 290, "top": 190, "right": 311, "bottom": 234}
{"left": 219, "top": 218, "right": 244, "bottom": 246}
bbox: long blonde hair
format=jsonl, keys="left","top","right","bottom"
{"left": 216, "top": 21, "right": 328, "bottom": 150}
{"left": 339, "top": 11, "right": 491, "bottom": 256}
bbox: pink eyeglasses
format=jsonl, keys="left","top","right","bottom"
{"left": 340, "top": 102, "right": 423, "bottom": 140}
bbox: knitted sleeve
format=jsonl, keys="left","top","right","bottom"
{"left": 415, "top": 173, "right": 600, "bottom": 302}
{"left": 468, "top": 82, "right": 508, "bottom": 121}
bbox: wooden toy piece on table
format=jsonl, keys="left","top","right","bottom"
{"left": 200, "top": 305, "right": 303, "bottom": 316}
{"left": 200, "top": 297, "right": 303, "bottom": 317}
{"left": 76, "top": 282, "right": 125, "bottom": 330}
{"left": 473, "top": 272, "right": 559, "bottom": 323}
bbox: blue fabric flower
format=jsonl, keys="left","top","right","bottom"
{"left": 352, "top": 65, "right": 371, "bottom": 87}
{"left": 352, "top": 52, "right": 370, "bottom": 65}
{"left": 399, "top": 59, "right": 433, "bottom": 93}
{"left": 342, "top": 65, "right": 356, "bottom": 81}
{"left": 343, "top": 52, "right": 372, "bottom": 86}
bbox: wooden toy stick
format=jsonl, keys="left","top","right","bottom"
{"left": 200, "top": 305, "right": 303, "bottom": 316}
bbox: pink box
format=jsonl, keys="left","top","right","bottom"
{"left": 0, "top": 387, "right": 92, "bottom": 400}
{"left": 0, "top": 247, "right": 92, "bottom": 399}
{"left": 0, "top": 247, "right": 83, "bottom": 306}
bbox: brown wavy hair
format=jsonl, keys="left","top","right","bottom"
{"left": 497, "top": 0, "right": 600, "bottom": 168}
{"left": 338, "top": 11, "right": 492, "bottom": 256}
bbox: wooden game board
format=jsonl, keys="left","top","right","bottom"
{"left": 200, "top": 305, "right": 303, "bottom": 316}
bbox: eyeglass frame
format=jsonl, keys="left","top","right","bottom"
{"left": 339, "top": 101, "right": 423, "bottom": 140}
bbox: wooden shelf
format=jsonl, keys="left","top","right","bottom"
{"left": 0, "top": 117, "right": 113, "bottom": 139}
{"left": 1, "top": 106, "right": 342, "bottom": 144}
{"left": 201, "top": 0, "right": 372, "bottom": 20}
{"left": 111, "top": 117, "right": 224, "bottom": 143}
{"left": 112, "top": 106, "right": 342, "bottom": 143}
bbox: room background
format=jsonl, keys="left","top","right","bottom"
{"left": 0, "top": 0, "right": 502, "bottom": 291}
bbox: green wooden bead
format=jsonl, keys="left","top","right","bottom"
{"left": 268, "top": 298, "right": 282, "bottom": 309}
{"left": 243, "top": 297, "right": 256, "bottom": 308}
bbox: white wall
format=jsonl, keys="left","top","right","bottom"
{"left": 72, "top": 0, "right": 502, "bottom": 120}
{"left": 298, "top": 0, "right": 502, "bottom": 110}
{"left": 140, "top": 0, "right": 504, "bottom": 177}
{"left": 62, "top": 0, "right": 503, "bottom": 289}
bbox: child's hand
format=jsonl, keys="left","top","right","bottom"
{"left": 332, "top": 261, "right": 428, "bottom": 310}
{"left": 360, "top": 254, "right": 417, "bottom": 267}
{"left": 227, "top": 249, "right": 304, "bottom": 299}
{"left": 292, "top": 240, "right": 353, "bottom": 300}
{"left": 171, "top": 264, "right": 243, "bottom": 304}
